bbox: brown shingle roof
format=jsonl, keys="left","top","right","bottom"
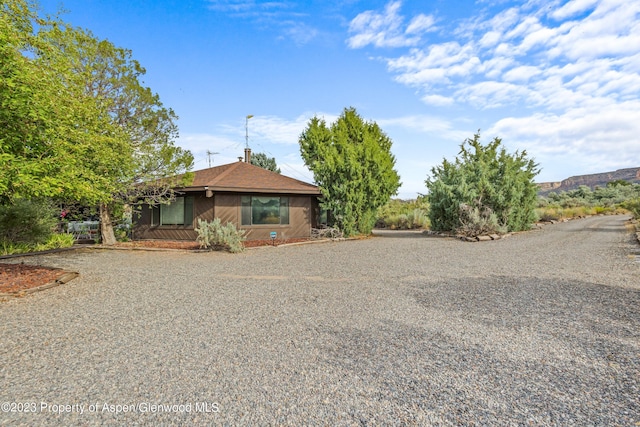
{"left": 181, "top": 161, "right": 320, "bottom": 195}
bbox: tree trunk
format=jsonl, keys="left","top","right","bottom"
{"left": 99, "top": 203, "right": 117, "bottom": 245}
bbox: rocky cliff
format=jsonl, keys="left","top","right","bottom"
{"left": 538, "top": 167, "right": 640, "bottom": 194}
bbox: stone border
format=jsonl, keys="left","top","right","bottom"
{"left": 0, "top": 270, "right": 79, "bottom": 299}
{"left": 422, "top": 229, "right": 513, "bottom": 242}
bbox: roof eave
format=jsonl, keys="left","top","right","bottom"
{"left": 180, "top": 186, "right": 321, "bottom": 195}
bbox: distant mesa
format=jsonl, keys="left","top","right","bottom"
{"left": 537, "top": 167, "right": 640, "bottom": 194}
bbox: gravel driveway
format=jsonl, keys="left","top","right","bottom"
{"left": 1, "top": 215, "right": 639, "bottom": 426}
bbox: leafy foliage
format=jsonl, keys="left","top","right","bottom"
{"left": 0, "top": 1, "right": 193, "bottom": 244}
{"left": 0, "top": 232, "right": 75, "bottom": 256}
{"left": 1, "top": 0, "right": 128, "bottom": 204}
{"left": 0, "top": 199, "right": 57, "bottom": 244}
{"left": 426, "top": 132, "right": 539, "bottom": 235}
{"left": 195, "top": 218, "right": 246, "bottom": 253}
{"left": 299, "top": 107, "right": 401, "bottom": 236}
{"left": 251, "top": 152, "right": 281, "bottom": 173}
{"left": 38, "top": 23, "right": 194, "bottom": 243}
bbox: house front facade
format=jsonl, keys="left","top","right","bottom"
{"left": 133, "top": 152, "right": 323, "bottom": 241}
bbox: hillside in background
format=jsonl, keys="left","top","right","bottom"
{"left": 538, "top": 167, "right": 640, "bottom": 194}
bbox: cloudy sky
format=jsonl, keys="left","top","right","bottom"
{"left": 39, "top": 0, "right": 639, "bottom": 198}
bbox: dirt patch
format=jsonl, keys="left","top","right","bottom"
{"left": 0, "top": 263, "right": 68, "bottom": 295}
{"left": 113, "top": 238, "right": 312, "bottom": 250}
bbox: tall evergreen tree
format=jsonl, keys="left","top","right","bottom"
{"left": 250, "top": 152, "right": 281, "bottom": 173}
{"left": 299, "top": 107, "right": 401, "bottom": 236}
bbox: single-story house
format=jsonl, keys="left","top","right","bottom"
{"left": 134, "top": 149, "right": 323, "bottom": 241}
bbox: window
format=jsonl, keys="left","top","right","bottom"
{"left": 318, "top": 208, "right": 328, "bottom": 225}
{"left": 151, "top": 196, "right": 194, "bottom": 226}
{"left": 241, "top": 196, "right": 289, "bottom": 226}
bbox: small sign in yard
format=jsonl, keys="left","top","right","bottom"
{"left": 270, "top": 231, "right": 277, "bottom": 246}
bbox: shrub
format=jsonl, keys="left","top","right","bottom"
{"left": 377, "top": 198, "right": 429, "bottom": 229}
{"left": 397, "top": 214, "right": 410, "bottom": 229}
{"left": 457, "top": 203, "right": 506, "bottom": 237}
{"left": 0, "top": 199, "right": 57, "bottom": 244}
{"left": 623, "top": 198, "right": 640, "bottom": 219}
{"left": 426, "top": 132, "right": 539, "bottom": 233}
{"left": 195, "top": 218, "right": 246, "bottom": 253}
{"left": 536, "top": 207, "right": 561, "bottom": 222}
{"left": 408, "top": 208, "right": 430, "bottom": 229}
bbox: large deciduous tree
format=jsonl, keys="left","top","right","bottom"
{"left": 38, "top": 24, "right": 193, "bottom": 244}
{"left": 1, "top": 0, "right": 193, "bottom": 244}
{"left": 299, "top": 107, "right": 401, "bottom": 236}
{"left": 1, "top": 0, "right": 127, "bottom": 205}
{"left": 426, "top": 131, "right": 539, "bottom": 235}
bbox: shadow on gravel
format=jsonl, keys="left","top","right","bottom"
{"left": 320, "top": 276, "right": 639, "bottom": 425}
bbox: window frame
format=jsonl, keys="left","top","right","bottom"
{"left": 241, "top": 195, "right": 290, "bottom": 226}
{"left": 151, "top": 196, "right": 194, "bottom": 227}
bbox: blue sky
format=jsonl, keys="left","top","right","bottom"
{"left": 39, "top": 0, "right": 640, "bottom": 198}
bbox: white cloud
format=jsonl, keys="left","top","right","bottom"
{"left": 421, "top": 94, "right": 455, "bottom": 106}
{"left": 406, "top": 14, "right": 437, "bottom": 35}
{"left": 551, "top": 0, "right": 599, "bottom": 20}
{"left": 344, "top": 0, "right": 640, "bottom": 179}
{"left": 370, "top": 0, "right": 640, "bottom": 116}
{"left": 455, "top": 81, "right": 536, "bottom": 108}
{"left": 488, "top": 100, "right": 640, "bottom": 166}
{"left": 347, "top": 1, "right": 434, "bottom": 48}
{"left": 250, "top": 114, "right": 311, "bottom": 145}
{"left": 502, "top": 65, "right": 541, "bottom": 82}
{"left": 479, "top": 31, "right": 502, "bottom": 48}
{"left": 387, "top": 42, "right": 480, "bottom": 87}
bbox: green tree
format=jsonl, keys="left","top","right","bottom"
{"left": 251, "top": 152, "right": 281, "bottom": 173}
{"left": 35, "top": 19, "right": 193, "bottom": 244}
{"left": 426, "top": 131, "right": 539, "bottom": 235}
{"left": 1, "top": 0, "right": 128, "bottom": 205}
{"left": 299, "top": 107, "right": 401, "bottom": 236}
{"left": 0, "top": 2, "right": 193, "bottom": 244}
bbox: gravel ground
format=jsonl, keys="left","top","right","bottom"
{"left": 1, "top": 215, "right": 639, "bottom": 426}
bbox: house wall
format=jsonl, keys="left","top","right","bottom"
{"left": 133, "top": 192, "right": 316, "bottom": 241}
{"left": 133, "top": 194, "right": 212, "bottom": 241}
{"left": 214, "top": 193, "right": 314, "bottom": 240}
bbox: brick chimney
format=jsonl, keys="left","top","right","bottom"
{"left": 244, "top": 148, "right": 252, "bottom": 163}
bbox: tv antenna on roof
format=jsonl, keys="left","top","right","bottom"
{"left": 206, "top": 150, "right": 219, "bottom": 168}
